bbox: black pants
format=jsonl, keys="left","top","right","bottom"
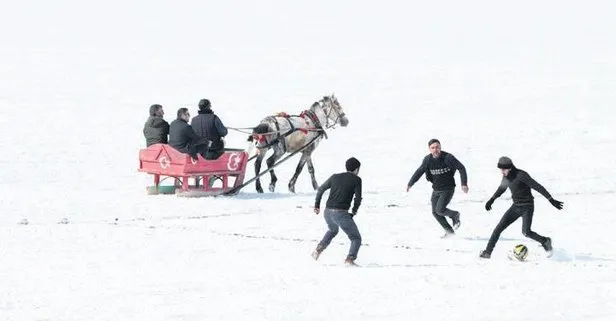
{"left": 431, "top": 189, "right": 459, "bottom": 233}
{"left": 188, "top": 141, "right": 208, "bottom": 159}
{"left": 485, "top": 204, "right": 548, "bottom": 253}
{"left": 205, "top": 149, "right": 225, "bottom": 160}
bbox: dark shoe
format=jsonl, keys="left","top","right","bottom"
{"left": 344, "top": 257, "right": 358, "bottom": 266}
{"left": 311, "top": 250, "right": 321, "bottom": 260}
{"left": 542, "top": 238, "right": 553, "bottom": 256}
{"left": 311, "top": 246, "right": 324, "bottom": 260}
{"left": 479, "top": 250, "right": 491, "bottom": 259}
{"left": 452, "top": 212, "right": 461, "bottom": 230}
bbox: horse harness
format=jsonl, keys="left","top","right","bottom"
{"left": 257, "top": 110, "right": 328, "bottom": 153}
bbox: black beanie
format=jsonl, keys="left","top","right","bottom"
{"left": 428, "top": 138, "right": 440, "bottom": 146}
{"left": 497, "top": 156, "right": 514, "bottom": 169}
{"left": 198, "top": 99, "right": 211, "bottom": 110}
{"left": 345, "top": 157, "right": 361, "bottom": 172}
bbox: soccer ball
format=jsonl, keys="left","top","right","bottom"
{"left": 513, "top": 244, "right": 529, "bottom": 261}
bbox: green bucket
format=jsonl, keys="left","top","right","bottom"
{"left": 146, "top": 185, "right": 177, "bottom": 195}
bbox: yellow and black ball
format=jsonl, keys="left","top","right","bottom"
{"left": 513, "top": 244, "right": 529, "bottom": 261}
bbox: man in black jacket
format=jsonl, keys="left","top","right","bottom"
{"left": 191, "top": 99, "right": 228, "bottom": 160}
{"left": 143, "top": 104, "right": 169, "bottom": 147}
{"left": 311, "top": 157, "right": 363, "bottom": 266}
{"left": 479, "top": 156, "right": 564, "bottom": 259}
{"left": 407, "top": 139, "right": 468, "bottom": 237}
{"left": 169, "top": 108, "right": 210, "bottom": 161}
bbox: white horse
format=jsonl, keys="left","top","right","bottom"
{"left": 249, "top": 94, "right": 349, "bottom": 193}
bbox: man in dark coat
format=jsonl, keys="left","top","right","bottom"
{"left": 143, "top": 104, "right": 169, "bottom": 147}
{"left": 169, "top": 108, "right": 210, "bottom": 161}
{"left": 406, "top": 139, "right": 468, "bottom": 237}
{"left": 191, "top": 99, "right": 228, "bottom": 160}
{"left": 479, "top": 156, "right": 564, "bottom": 259}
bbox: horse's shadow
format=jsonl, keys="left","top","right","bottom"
{"left": 233, "top": 191, "right": 315, "bottom": 200}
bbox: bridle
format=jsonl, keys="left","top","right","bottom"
{"left": 317, "top": 97, "right": 345, "bottom": 129}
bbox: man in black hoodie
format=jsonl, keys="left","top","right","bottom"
{"left": 479, "top": 156, "right": 564, "bottom": 259}
{"left": 143, "top": 104, "right": 169, "bottom": 147}
{"left": 169, "top": 108, "right": 209, "bottom": 161}
{"left": 407, "top": 139, "right": 468, "bottom": 237}
{"left": 191, "top": 99, "right": 228, "bottom": 160}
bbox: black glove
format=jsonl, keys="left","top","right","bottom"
{"left": 485, "top": 198, "right": 494, "bottom": 211}
{"left": 351, "top": 211, "right": 357, "bottom": 217}
{"left": 549, "top": 198, "right": 563, "bottom": 210}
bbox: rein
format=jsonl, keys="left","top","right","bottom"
{"left": 229, "top": 96, "right": 344, "bottom": 150}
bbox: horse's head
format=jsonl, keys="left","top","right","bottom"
{"left": 313, "top": 94, "right": 349, "bottom": 128}
{"left": 247, "top": 123, "right": 272, "bottom": 145}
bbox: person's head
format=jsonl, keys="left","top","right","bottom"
{"left": 198, "top": 99, "right": 211, "bottom": 111}
{"left": 345, "top": 157, "right": 361, "bottom": 174}
{"left": 150, "top": 104, "right": 164, "bottom": 117}
{"left": 497, "top": 156, "right": 514, "bottom": 176}
{"left": 428, "top": 138, "right": 441, "bottom": 158}
{"left": 177, "top": 107, "right": 190, "bottom": 122}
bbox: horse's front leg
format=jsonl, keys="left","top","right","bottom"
{"left": 288, "top": 153, "right": 308, "bottom": 193}
{"left": 306, "top": 154, "right": 319, "bottom": 190}
{"left": 254, "top": 152, "right": 266, "bottom": 193}
{"left": 266, "top": 151, "right": 281, "bottom": 192}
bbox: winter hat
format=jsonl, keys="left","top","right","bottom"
{"left": 428, "top": 138, "right": 441, "bottom": 146}
{"left": 345, "top": 157, "right": 361, "bottom": 172}
{"left": 198, "top": 99, "right": 211, "bottom": 110}
{"left": 497, "top": 156, "right": 514, "bottom": 169}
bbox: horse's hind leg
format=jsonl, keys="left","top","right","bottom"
{"left": 288, "top": 153, "right": 308, "bottom": 193}
{"left": 254, "top": 152, "right": 266, "bottom": 193}
{"left": 306, "top": 154, "right": 319, "bottom": 190}
{"left": 266, "top": 152, "right": 280, "bottom": 192}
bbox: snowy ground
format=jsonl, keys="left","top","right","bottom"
{"left": 1, "top": 1, "right": 616, "bottom": 320}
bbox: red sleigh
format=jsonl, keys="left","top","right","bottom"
{"left": 138, "top": 144, "right": 249, "bottom": 196}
